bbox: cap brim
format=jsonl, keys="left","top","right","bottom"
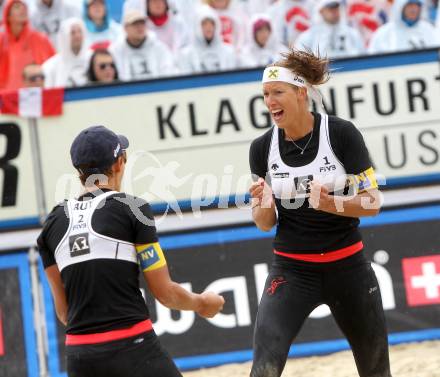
{"left": 125, "top": 17, "right": 146, "bottom": 25}
{"left": 325, "top": 2, "right": 340, "bottom": 8}
{"left": 118, "top": 135, "right": 129, "bottom": 150}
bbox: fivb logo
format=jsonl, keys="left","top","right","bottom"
{"left": 69, "top": 233, "right": 91, "bottom": 257}
{"left": 319, "top": 156, "right": 336, "bottom": 173}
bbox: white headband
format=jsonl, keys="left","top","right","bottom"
{"left": 262, "top": 66, "right": 324, "bottom": 111}
{"left": 262, "top": 66, "right": 307, "bottom": 87}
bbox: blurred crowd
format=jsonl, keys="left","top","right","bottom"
{"left": 1, "top": 0, "right": 440, "bottom": 90}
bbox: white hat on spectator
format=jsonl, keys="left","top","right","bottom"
{"left": 123, "top": 9, "right": 146, "bottom": 25}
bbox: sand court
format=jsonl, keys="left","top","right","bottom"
{"left": 184, "top": 340, "right": 440, "bottom": 377}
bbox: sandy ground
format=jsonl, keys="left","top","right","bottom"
{"left": 183, "top": 341, "right": 440, "bottom": 377}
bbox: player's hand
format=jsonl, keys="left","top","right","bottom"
{"left": 309, "top": 181, "right": 330, "bottom": 211}
{"left": 196, "top": 291, "right": 225, "bottom": 318}
{"left": 249, "top": 178, "right": 273, "bottom": 209}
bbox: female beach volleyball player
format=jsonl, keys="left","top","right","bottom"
{"left": 37, "top": 126, "right": 224, "bottom": 377}
{"left": 248, "top": 49, "right": 392, "bottom": 377}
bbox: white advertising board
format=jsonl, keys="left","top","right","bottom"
{"left": 1, "top": 49, "right": 440, "bottom": 229}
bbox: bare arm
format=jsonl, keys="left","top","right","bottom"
{"left": 138, "top": 243, "right": 224, "bottom": 318}
{"left": 249, "top": 178, "right": 277, "bottom": 232}
{"left": 309, "top": 181, "right": 382, "bottom": 218}
{"left": 44, "top": 265, "right": 68, "bottom": 326}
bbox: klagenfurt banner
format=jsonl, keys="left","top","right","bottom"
{"left": 1, "top": 49, "right": 440, "bottom": 229}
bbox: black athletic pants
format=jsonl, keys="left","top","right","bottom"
{"left": 66, "top": 330, "right": 182, "bottom": 377}
{"left": 250, "top": 252, "right": 392, "bottom": 377}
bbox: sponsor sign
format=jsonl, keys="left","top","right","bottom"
{"left": 1, "top": 50, "right": 440, "bottom": 229}
{"left": 0, "top": 308, "right": 4, "bottom": 357}
{"left": 402, "top": 255, "right": 440, "bottom": 307}
{"left": 0, "top": 120, "right": 38, "bottom": 227}
{"left": 0, "top": 254, "right": 38, "bottom": 377}
{"left": 40, "top": 207, "right": 440, "bottom": 374}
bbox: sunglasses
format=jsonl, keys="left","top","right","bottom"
{"left": 27, "top": 74, "right": 45, "bottom": 82}
{"left": 98, "top": 62, "right": 115, "bottom": 70}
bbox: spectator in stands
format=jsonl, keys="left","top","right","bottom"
{"left": 43, "top": 18, "right": 92, "bottom": 87}
{"left": 427, "top": 0, "right": 438, "bottom": 23}
{"left": 295, "top": 0, "right": 365, "bottom": 58}
{"left": 32, "top": 0, "right": 81, "bottom": 48}
{"left": 268, "top": 0, "right": 314, "bottom": 46}
{"left": 1, "top": 0, "right": 33, "bottom": 28}
{"left": 123, "top": 0, "right": 190, "bottom": 53}
{"left": 245, "top": 0, "right": 278, "bottom": 15}
{"left": 368, "top": 0, "right": 440, "bottom": 54}
{"left": 87, "top": 48, "right": 119, "bottom": 83}
{"left": 0, "top": 0, "right": 55, "bottom": 90}
{"left": 109, "top": 9, "right": 176, "bottom": 81}
{"left": 346, "top": 0, "right": 391, "bottom": 46}
{"left": 178, "top": 5, "right": 238, "bottom": 74}
{"left": 83, "top": 0, "right": 122, "bottom": 49}
{"left": 168, "top": 0, "right": 198, "bottom": 27}
{"left": 22, "top": 63, "right": 45, "bottom": 87}
{"left": 240, "top": 14, "right": 288, "bottom": 68}
{"left": 203, "top": 0, "right": 248, "bottom": 51}
{"left": 0, "top": 0, "right": 6, "bottom": 30}
{"left": 436, "top": 0, "right": 440, "bottom": 28}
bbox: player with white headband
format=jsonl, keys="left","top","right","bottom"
{"left": 248, "top": 49, "right": 391, "bottom": 377}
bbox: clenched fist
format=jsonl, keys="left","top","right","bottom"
{"left": 249, "top": 177, "right": 273, "bottom": 208}
{"left": 196, "top": 292, "right": 225, "bottom": 318}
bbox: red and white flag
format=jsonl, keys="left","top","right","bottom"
{"left": 0, "top": 87, "right": 64, "bottom": 117}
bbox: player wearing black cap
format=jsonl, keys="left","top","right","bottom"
{"left": 37, "top": 125, "right": 224, "bottom": 377}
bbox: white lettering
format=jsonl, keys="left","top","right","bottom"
{"left": 372, "top": 262, "right": 396, "bottom": 310}
{"left": 310, "top": 305, "right": 331, "bottom": 319}
{"left": 254, "top": 263, "right": 269, "bottom": 303}
{"left": 72, "top": 237, "right": 88, "bottom": 252}
{"left": 152, "top": 283, "right": 195, "bottom": 336}
{"left": 205, "top": 277, "right": 251, "bottom": 328}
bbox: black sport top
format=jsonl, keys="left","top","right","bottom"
{"left": 37, "top": 189, "right": 157, "bottom": 335}
{"left": 249, "top": 113, "right": 374, "bottom": 254}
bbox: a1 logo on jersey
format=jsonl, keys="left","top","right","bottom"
{"left": 402, "top": 255, "right": 440, "bottom": 307}
{"left": 69, "top": 233, "right": 91, "bottom": 257}
{"left": 319, "top": 156, "right": 336, "bottom": 173}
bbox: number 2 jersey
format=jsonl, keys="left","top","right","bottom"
{"left": 37, "top": 189, "right": 165, "bottom": 335}
{"left": 249, "top": 112, "right": 378, "bottom": 255}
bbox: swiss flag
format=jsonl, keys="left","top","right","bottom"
{"left": 0, "top": 87, "right": 64, "bottom": 117}
{"left": 402, "top": 255, "right": 440, "bottom": 307}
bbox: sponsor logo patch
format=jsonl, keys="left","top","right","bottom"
{"left": 69, "top": 233, "right": 91, "bottom": 257}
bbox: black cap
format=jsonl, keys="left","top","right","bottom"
{"left": 70, "top": 125, "right": 129, "bottom": 173}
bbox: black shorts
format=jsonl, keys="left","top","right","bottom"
{"left": 66, "top": 331, "right": 182, "bottom": 377}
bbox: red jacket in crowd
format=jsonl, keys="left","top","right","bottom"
{"left": 0, "top": 0, "right": 55, "bottom": 90}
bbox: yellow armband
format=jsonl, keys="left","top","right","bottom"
{"left": 136, "top": 242, "right": 167, "bottom": 272}
{"left": 353, "top": 167, "right": 378, "bottom": 193}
